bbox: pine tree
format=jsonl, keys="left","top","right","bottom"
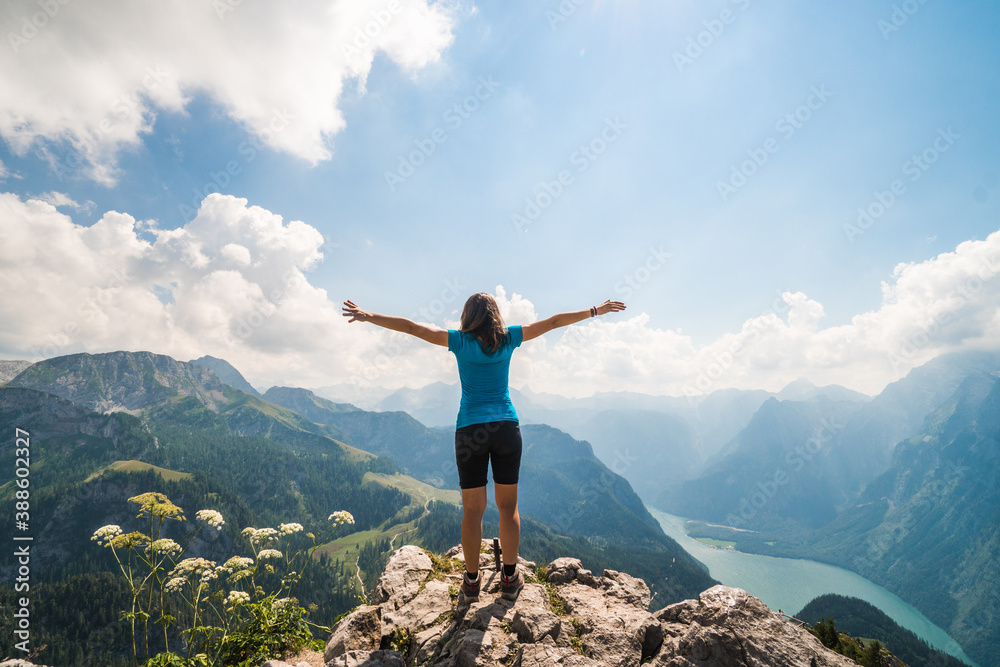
{"left": 860, "top": 639, "right": 883, "bottom": 667}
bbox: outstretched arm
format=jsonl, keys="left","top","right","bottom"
{"left": 521, "top": 299, "right": 626, "bottom": 342}
{"left": 342, "top": 300, "right": 448, "bottom": 347}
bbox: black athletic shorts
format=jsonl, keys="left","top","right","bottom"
{"left": 454, "top": 420, "right": 522, "bottom": 489}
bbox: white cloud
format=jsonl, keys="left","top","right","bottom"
{"left": 0, "top": 158, "right": 7, "bottom": 179}
{"left": 34, "top": 191, "right": 93, "bottom": 212}
{"left": 1, "top": 190, "right": 998, "bottom": 397}
{"left": 0, "top": 192, "right": 354, "bottom": 387}
{"left": 0, "top": 0, "right": 455, "bottom": 184}
{"left": 493, "top": 285, "right": 539, "bottom": 326}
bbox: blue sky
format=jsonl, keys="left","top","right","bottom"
{"left": 1, "top": 0, "right": 999, "bottom": 397}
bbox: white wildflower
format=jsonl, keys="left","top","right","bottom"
{"left": 257, "top": 549, "right": 283, "bottom": 560}
{"left": 223, "top": 556, "right": 254, "bottom": 570}
{"left": 91, "top": 525, "right": 123, "bottom": 546}
{"left": 271, "top": 597, "right": 294, "bottom": 612}
{"left": 151, "top": 539, "right": 182, "bottom": 556}
{"left": 225, "top": 590, "right": 250, "bottom": 606}
{"left": 229, "top": 569, "right": 253, "bottom": 583}
{"left": 165, "top": 576, "right": 186, "bottom": 593}
{"left": 242, "top": 527, "right": 278, "bottom": 545}
{"left": 328, "top": 511, "right": 355, "bottom": 526}
{"left": 278, "top": 522, "right": 303, "bottom": 535}
{"left": 171, "top": 557, "right": 216, "bottom": 578}
{"left": 195, "top": 509, "right": 225, "bottom": 529}
{"left": 219, "top": 557, "right": 254, "bottom": 583}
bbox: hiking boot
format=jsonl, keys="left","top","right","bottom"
{"left": 500, "top": 568, "right": 523, "bottom": 600}
{"left": 461, "top": 570, "right": 481, "bottom": 599}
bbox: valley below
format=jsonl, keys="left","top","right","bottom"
{"left": 649, "top": 508, "right": 979, "bottom": 667}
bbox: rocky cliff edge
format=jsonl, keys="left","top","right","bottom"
{"left": 269, "top": 542, "right": 860, "bottom": 667}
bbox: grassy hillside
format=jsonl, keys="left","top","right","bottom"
{"left": 84, "top": 459, "right": 193, "bottom": 483}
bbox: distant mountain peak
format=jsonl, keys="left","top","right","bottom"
{"left": 776, "top": 377, "right": 869, "bottom": 403}
{"left": 8, "top": 350, "right": 230, "bottom": 413}
{"left": 780, "top": 376, "right": 817, "bottom": 392}
{"left": 0, "top": 359, "right": 33, "bottom": 385}
{"left": 263, "top": 385, "right": 361, "bottom": 418}
{"left": 188, "top": 354, "right": 261, "bottom": 397}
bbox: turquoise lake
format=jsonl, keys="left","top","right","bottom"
{"left": 649, "top": 508, "right": 979, "bottom": 667}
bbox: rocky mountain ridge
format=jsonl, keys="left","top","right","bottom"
{"left": 261, "top": 543, "right": 875, "bottom": 667}
{"left": 0, "top": 359, "right": 32, "bottom": 385}
{"left": 7, "top": 350, "right": 229, "bottom": 414}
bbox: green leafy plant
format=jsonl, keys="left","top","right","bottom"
{"left": 93, "top": 492, "right": 356, "bottom": 666}
{"left": 542, "top": 581, "right": 569, "bottom": 617}
{"left": 389, "top": 628, "right": 413, "bottom": 655}
{"left": 567, "top": 618, "right": 586, "bottom": 656}
{"left": 503, "top": 641, "right": 520, "bottom": 666}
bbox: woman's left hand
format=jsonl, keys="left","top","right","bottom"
{"left": 596, "top": 300, "right": 626, "bottom": 316}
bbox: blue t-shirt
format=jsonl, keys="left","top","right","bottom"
{"left": 448, "top": 325, "right": 523, "bottom": 429}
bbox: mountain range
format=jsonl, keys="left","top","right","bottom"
{"left": 646, "top": 350, "right": 1000, "bottom": 666}
{"left": 3, "top": 347, "right": 998, "bottom": 664}
{"left": 805, "top": 369, "right": 1000, "bottom": 663}
{"left": 329, "top": 377, "right": 867, "bottom": 509}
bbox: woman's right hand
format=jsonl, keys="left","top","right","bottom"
{"left": 342, "top": 300, "right": 371, "bottom": 323}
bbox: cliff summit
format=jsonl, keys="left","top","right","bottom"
{"left": 269, "top": 542, "right": 864, "bottom": 667}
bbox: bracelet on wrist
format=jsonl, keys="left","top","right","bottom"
{"left": 591, "top": 306, "right": 597, "bottom": 317}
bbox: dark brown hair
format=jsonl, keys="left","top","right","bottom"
{"left": 459, "top": 292, "right": 509, "bottom": 354}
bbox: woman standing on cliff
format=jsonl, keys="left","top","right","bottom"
{"left": 342, "top": 293, "right": 626, "bottom": 600}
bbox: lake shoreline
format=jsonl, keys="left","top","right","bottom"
{"left": 649, "top": 507, "right": 979, "bottom": 667}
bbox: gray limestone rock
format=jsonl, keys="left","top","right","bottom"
{"left": 324, "top": 605, "right": 382, "bottom": 661}
{"left": 308, "top": 546, "right": 880, "bottom": 667}
{"left": 324, "top": 650, "right": 405, "bottom": 666}
{"left": 370, "top": 545, "right": 433, "bottom": 607}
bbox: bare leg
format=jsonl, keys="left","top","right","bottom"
{"left": 494, "top": 483, "right": 520, "bottom": 566}
{"left": 461, "top": 486, "right": 488, "bottom": 574}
